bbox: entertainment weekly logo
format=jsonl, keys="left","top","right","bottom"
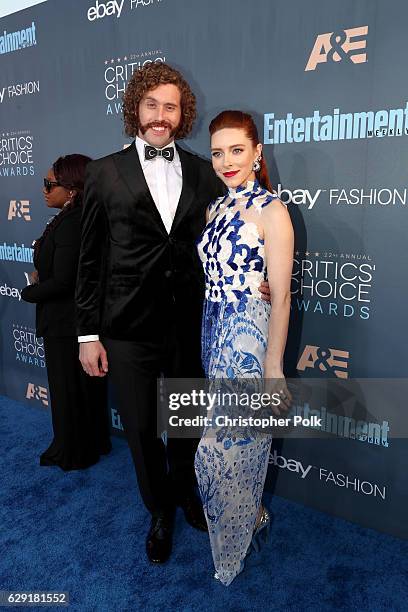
{"left": 305, "top": 26, "right": 368, "bottom": 71}
{"left": 291, "top": 250, "right": 375, "bottom": 320}
{"left": 269, "top": 451, "right": 386, "bottom": 500}
{"left": 0, "top": 130, "right": 35, "bottom": 177}
{"left": 287, "top": 403, "right": 389, "bottom": 448}
{"left": 0, "top": 241, "right": 33, "bottom": 264}
{"left": 263, "top": 101, "right": 408, "bottom": 145}
{"left": 276, "top": 184, "right": 407, "bottom": 210}
{"left": 0, "top": 22, "right": 37, "bottom": 56}
{"left": 104, "top": 51, "right": 165, "bottom": 116}
{"left": 87, "top": 0, "right": 164, "bottom": 21}
{"left": 13, "top": 324, "right": 45, "bottom": 369}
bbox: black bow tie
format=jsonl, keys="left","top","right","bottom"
{"left": 144, "top": 145, "right": 175, "bottom": 162}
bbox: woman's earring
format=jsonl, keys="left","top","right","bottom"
{"left": 253, "top": 157, "right": 261, "bottom": 172}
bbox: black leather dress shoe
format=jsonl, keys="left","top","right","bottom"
{"left": 179, "top": 494, "right": 208, "bottom": 532}
{"left": 146, "top": 511, "right": 174, "bottom": 563}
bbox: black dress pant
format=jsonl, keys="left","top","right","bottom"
{"left": 104, "top": 328, "right": 202, "bottom": 516}
{"left": 42, "top": 336, "right": 111, "bottom": 470}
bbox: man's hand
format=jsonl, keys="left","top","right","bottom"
{"left": 79, "top": 341, "right": 108, "bottom": 377}
{"left": 259, "top": 280, "right": 271, "bottom": 303}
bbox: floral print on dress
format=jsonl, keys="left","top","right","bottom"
{"left": 194, "top": 180, "right": 279, "bottom": 586}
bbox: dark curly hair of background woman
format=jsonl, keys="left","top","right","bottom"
{"left": 122, "top": 62, "right": 197, "bottom": 140}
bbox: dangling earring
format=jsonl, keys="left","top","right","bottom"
{"left": 253, "top": 157, "right": 261, "bottom": 172}
{"left": 63, "top": 191, "right": 74, "bottom": 208}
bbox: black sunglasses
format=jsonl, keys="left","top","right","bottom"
{"left": 43, "top": 177, "right": 61, "bottom": 193}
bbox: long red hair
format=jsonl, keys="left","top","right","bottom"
{"left": 209, "top": 110, "right": 273, "bottom": 192}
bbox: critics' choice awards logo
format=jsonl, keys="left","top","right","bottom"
{"left": 0, "top": 22, "right": 37, "bottom": 56}
{"left": 291, "top": 251, "right": 375, "bottom": 320}
{"left": 26, "top": 382, "right": 48, "bottom": 406}
{"left": 263, "top": 101, "right": 408, "bottom": 145}
{"left": 104, "top": 52, "right": 165, "bottom": 116}
{"left": 13, "top": 324, "right": 45, "bottom": 368}
{"left": 297, "top": 345, "right": 349, "bottom": 378}
{"left": 87, "top": 0, "right": 163, "bottom": 21}
{"left": 0, "top": 80, "right": 40, "bottom": 104}
{"left": 305, "top": 26, "right": 368, "bottom": 71}
{"left": 0, "top": 131, "right": 35, "bottom": 177}
{"left": 8, "top": 200, "right": 31, "bottom": 221}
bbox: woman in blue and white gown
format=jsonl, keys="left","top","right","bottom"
{"left": 195, "top": 111, "right": 294, "bottom": 586}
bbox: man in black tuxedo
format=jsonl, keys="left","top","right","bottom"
{"left": 76, "top": 63, "right": 223, "bottom": 563}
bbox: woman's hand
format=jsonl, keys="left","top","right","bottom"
{"left": 264, "top": 374, "right": 292, "bottom": 416}
{"left": 29, "top": 270, "right": 39, "bottom": 284}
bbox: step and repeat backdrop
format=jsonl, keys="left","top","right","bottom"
{"left": 0, "top": 0, "right": 407, "bottom": 538}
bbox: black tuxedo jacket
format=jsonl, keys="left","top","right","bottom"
{"left": 21, "top": 207, "right": 81, "bottom": 337}
{"left": 75, "top": 141, "right": 224, "bottom": 343}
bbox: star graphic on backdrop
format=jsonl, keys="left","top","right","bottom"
{"left": 124, "top": 56, "right": 128, "bottom": 61}
{"left": 315, "top": 252, "right": 320, "bottom": 257}
{"left": 305, "top": 251, "right": 310, "bottom": 256}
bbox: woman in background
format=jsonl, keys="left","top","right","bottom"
{"left": 21, "top": 154, "right": 111, "bottom": 471}
{"left": 195, "top": 111, "right": 293, "bottom": 585}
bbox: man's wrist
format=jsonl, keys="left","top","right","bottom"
{"left": 78, "top": 335, "right": 99, "bottom": 343}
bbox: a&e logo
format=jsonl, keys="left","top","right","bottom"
{"left": 26, "top": 382, "right": 48, "bottom": 406}
{"left": 8, "top": 200, "right": 31, "bottom": 221}
{"left": 305, "top": 26, "right": 368, "bottom": 72}
{"left": 297, "top": 345, "right": 349, "bottom": 378}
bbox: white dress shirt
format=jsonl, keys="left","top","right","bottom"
{"left": 78, "top": 136, "right": 183, "bottom": 343}
{"left": 135, "top": 135, "right": 182, "bottom": 233}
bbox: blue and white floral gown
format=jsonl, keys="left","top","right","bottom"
{"left": 195, "top": 180, "right": 280, "bottom": 585}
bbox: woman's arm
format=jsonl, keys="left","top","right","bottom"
{"left": 21, "top": 217, "right": 80, "bottom": 303}
{"left": 262, "top": 200, "right": 294, "bottom": 378}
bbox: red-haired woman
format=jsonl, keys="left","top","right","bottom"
{"left": 21, "top": 155, "right": 111, "bottom": 471}
{"left": 195, "top": 111, "right": 294, "bottom": 585}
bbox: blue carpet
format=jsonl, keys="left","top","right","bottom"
{"left": 0, "top": 395, "right": 407, "bottom": 612}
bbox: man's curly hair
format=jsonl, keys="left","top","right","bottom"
{"left": 122, "top": 62, "right": 197, "bottom": 140}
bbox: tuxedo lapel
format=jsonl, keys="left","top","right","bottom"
{"left": 171, "top": 145, "right": 199, "bottom": 233}
{"left": 113, "top": 141, "right": 168, "bottom": 236}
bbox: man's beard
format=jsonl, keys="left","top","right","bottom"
{"left": 139, "top": 120, "right": 179, "bottom": 139}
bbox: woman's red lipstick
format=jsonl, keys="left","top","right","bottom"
{"left": 223, "top": 171, "right": 239, "bottom": 178}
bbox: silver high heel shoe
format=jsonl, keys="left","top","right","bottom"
{"left": 248, "top": 505, "right": 271, "bottom": 554}
{"left": 213, "top": 506, "right": 271, "bottom": 582}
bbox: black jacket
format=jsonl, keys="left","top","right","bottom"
{"left": 21, "top": 207, "right": 81, "bottom": 337}
{"left": 75, "top": 141, "right": 223, "bottom": 342}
